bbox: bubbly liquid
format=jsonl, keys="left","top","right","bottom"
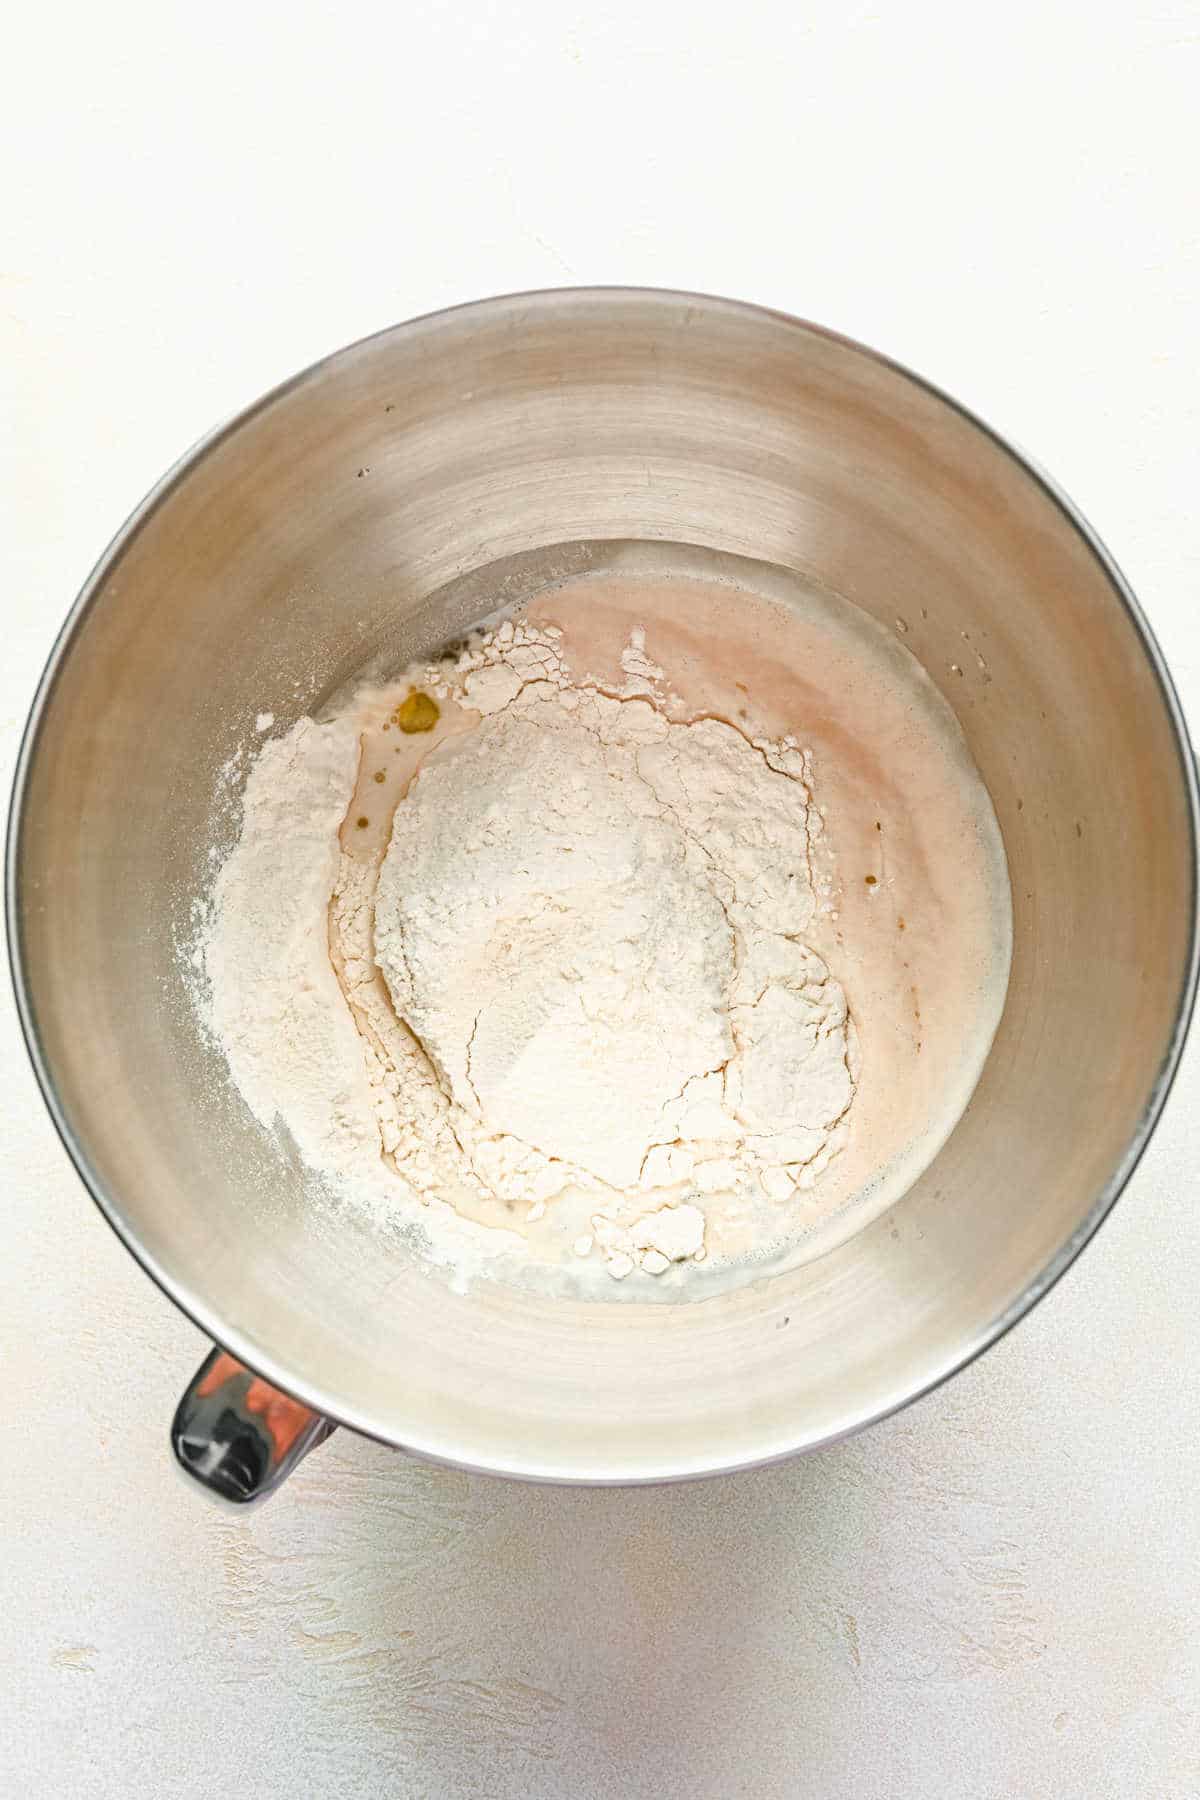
{"left": 325, "top": 547, "right": 1012, "bottom": 1289}
{"left": 511, "top": 559, "right": 1012, "bottom": 1274}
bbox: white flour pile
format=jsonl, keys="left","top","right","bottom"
{"left": 197, "top": 612, "right": 859, "bottom": 1292}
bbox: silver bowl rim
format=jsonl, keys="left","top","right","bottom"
{"left": 8, "top": 286, "right": 1199, "bottom": 1484}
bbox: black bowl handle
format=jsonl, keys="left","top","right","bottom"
{"left": 171, "top": 1348, "right": 334, "bottom": 1505}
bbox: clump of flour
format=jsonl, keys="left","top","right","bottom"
{"left": 197, "top": 611, "right": 858, "bottom": 1291}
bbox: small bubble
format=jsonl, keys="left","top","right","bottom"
{"left": 373, "top": 770, "right": 386, "bottom": 783}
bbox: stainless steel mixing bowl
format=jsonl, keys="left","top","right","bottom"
{"left": 9, "top": 289, "right": 1198, "bottom": 1495}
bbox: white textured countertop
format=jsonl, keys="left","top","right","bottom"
{"left": 3, "top": 6, "right": 1199, "bottom": 1795}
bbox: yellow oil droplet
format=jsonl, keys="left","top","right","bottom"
{"left": 356, "top": 816, "right": 369, "bottom": 829}
{"left": 394, "top": 690, "right": 440, "bottom": 734}
{"left": 864, "top": 874, "right": 877, "bottom": 886}
{"left": 373, "top": 770, "right": 386, "bottom": 783}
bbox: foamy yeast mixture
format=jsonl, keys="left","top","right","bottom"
{"left": 198, "top": 567, "right": 1011, "bottom": 1298}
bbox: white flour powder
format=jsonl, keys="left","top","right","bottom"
{"left": 199, "top": 611, "right": 859, "bottom": 1290}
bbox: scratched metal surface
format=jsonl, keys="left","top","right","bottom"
{"left": 4, "top": 4, "right": 1200, "bottom": 1794}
